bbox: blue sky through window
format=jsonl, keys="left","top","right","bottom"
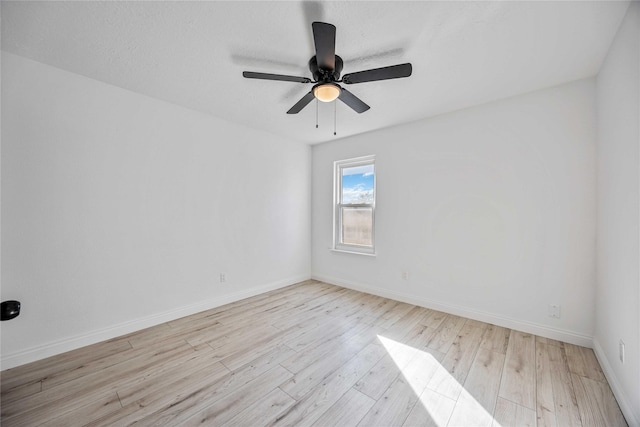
{"left": 342, "top": 164, "right": 374, "bottom": 204}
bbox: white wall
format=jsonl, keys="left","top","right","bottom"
{"left": 594, "top": 2, "right": 640, "bottom": 425}
{"left": 0, "top": 52, "right": 311, "bottom": 369}
{"left": 312, "top": 78, "right": 597, "bottom": 346}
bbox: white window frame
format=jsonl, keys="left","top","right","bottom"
{"left": 333, "top": 155, "right": 376, "bottom": 255}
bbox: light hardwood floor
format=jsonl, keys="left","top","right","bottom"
{"left": 1, "top": 280, "right": 627, "bottom": 426}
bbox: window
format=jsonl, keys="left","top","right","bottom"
{"left": 334, "top": 156, "right": 375, "bottom": 254}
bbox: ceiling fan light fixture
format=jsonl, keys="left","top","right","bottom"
{"left": 313, "top": 83, "right": 341, "bottom": 102}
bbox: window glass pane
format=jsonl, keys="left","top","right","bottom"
{"left": 341, "top": 207, "right": 372, "bottom": 246}
{"left": 341, "top": 164, "right": 374, "bottom": 204}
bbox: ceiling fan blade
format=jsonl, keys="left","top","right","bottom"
{"left": 312, "top": 22, "right": 336, "bottom": 71}
{"left": 342, "top": 63, "right": 412, "bottom": 84}
{"left": 243, "top": 71, "right": 311, "bottom": 83}
{"left": 338, "top": 88, "right": 370, "bottom": 114}
{"left": 287, "top": 91, "right": 316, "bottom": 114}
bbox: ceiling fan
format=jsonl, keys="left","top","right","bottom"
{"left": 242, "top": 22, "right": 412, "bottom": 114}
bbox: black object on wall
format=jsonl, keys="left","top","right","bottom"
{"left": 1, "top": 300, "right": 21, "bottom": 321}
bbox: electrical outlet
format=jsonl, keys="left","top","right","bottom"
{"left": 548, "top": 304, "right": 561, "bottom": 319}
{"left": 619, "top": 340, "right": 625, "bottom": 364}
{"left": 401, "top": 271, "right": 409, "bottom": 280}
{"left": 219, "top": 273, "right": 226, "bottom": 283}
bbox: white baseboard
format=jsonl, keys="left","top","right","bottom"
{"left": 1, "top": 274, "right": 310, "bottom": 370}
{"left": 592, "top": 338, "right": 640, "bottom": 427}
{"left": 312, "top": 274, "right": 593, "bottom": 348}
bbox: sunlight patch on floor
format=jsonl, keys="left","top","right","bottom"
{"left": 377, "top": 335, "right": 500, "bottom": 427}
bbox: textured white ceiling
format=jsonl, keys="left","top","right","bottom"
{"left": 1, "top": 1, "right": 630, "bottom": 144}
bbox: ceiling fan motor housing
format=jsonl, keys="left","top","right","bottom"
{"left": 309, "top": 55, "right": 343, "bottom": 82}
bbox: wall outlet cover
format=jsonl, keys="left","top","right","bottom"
{"left": 548, "top": 304, "right": 561, "bottom": 318}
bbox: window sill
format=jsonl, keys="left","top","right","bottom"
{"left": 330, "top": 248, "right": 377, "bottom": 257}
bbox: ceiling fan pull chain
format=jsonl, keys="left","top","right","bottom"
{"left": 316, "top": 99, "right": 319, "bottom": 129}
{"left": 334, "top": 101, "right": 337, "bottom": 136}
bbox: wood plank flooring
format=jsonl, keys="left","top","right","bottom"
{"left": 0, "top": 280, "right": 628, "bottom": 426}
